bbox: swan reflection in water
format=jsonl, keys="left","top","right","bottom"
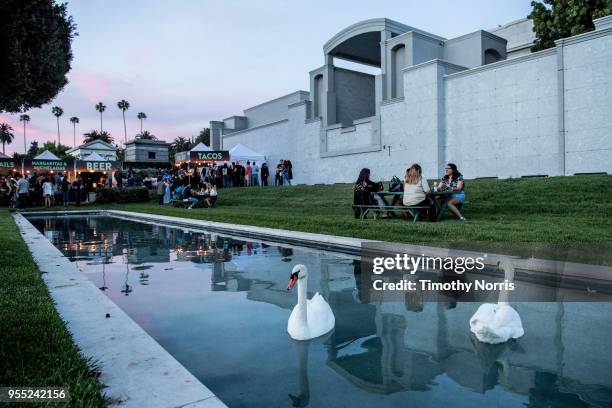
{"left": 289, "top": 331, "right": 334, "bottom": 407}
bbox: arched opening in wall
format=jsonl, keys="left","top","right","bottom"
{"left": 313, "top": 74, "right": 324, "bottom": 118}
{"left": 391, "top": 44, "right": 406, "bottom": 99}
{"left": 484, "top": 49, "right": 502, "bottom": 65}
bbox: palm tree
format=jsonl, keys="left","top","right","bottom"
{"left": 172, "top": 136, "right": 192, "bottom": 153}
{"left": 83, "top": 130, "right": 114, "bottom": 144}
{"left": 19, "top": 114, "right": 30, "bottom": 154}
{"left": 136, "top": 130, "right": 156, "bottom": 140}
{"left": 0, "top": 123, "right": 15, "bottom": 155}
{"left": 137, "top": 112, "right": 147, "bottom": 133}
{"left": 95, "top": 102, "right": 106, "bottom": 132}
{"left": 117, "top": 99, "right": 130, "bottom": 143}
{"left": 69, "top": 116, "right": 79, "bottom": 146}
{"left": 51, "top": 106, "right": 64, "bottom": 145}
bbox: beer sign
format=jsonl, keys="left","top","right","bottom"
{"left": 75, "top": 160, "right": 121, "bottom": 172}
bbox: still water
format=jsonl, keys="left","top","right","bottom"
{"left": 30, "top": 215, "right": 612, "bottom": 408}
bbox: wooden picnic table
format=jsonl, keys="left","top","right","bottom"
{"left": 372, "top": 190, "right": 454, "bottom": 221}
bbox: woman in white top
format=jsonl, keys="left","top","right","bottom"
{"left": 42, "top": 177, "right": 54, "bottom": 208}
{"left": 403, "top": 164, "right": 436, "bottom": 221}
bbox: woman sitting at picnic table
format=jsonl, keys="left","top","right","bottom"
{"left": 353, "top": 168, "right": 384, "bottom": 218}
{"left": 403, "top": 163, "right": 436, "bottom": 221}
{"left": 437, "top": 162, "right": 466, "bottom": 221}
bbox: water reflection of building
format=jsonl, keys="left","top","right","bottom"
{"left": 30, "top": 215, "right": 612, "bottom": 406}
{"left": 207, "top": 252, "right": 612, "bottom": 406}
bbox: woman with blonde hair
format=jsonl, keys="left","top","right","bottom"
{"left": 403, "top": 163, "right": 435, "bottom": 221}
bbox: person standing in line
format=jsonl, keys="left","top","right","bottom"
{"left": 245, "top": 161, "right": 252, "bottom": 187}
{"left": 222, "top": 163, "right": 229, "bottom": 188}
{"left": 163, "top": 179, "right": 172, "bottom": 204}
{"left": 260, "top": 163, "right": 269, "bottom": 186}
{"left": 61, "top": 175, "right": 70, "bottom": 205}
{"left": 156, "top": 176, "right": 165, "bottom": 207}
{"left": 287, "top": 160, "right": 293, "bottom": 182}
{"left": 238, "top": 162, "right": 246, "bottom": 187}
{"left": 42, "top": 176, "right": 54, "bottom": 208}
{"left": 73, "top": 176, "right": 82, "bottom": 207}
{"left": 252, "top": 161, "right": 260, "bottom": 187}
{"left": 275, "top": 160, "right": 283, "bottom": 186}
{"left": 16, "top": 174, "right": 30, "bottom": 210}
{"left": 214, "top": 164, "right": 223, "bottom": 188}
{"left": 282, "top": 160, "right": 291, "bottom": 186}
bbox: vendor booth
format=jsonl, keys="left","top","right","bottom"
{"left": 228, "top": 143, "right": 266, "bottom": 164}
{"left": 75, "top": 152, "right": 122, "bottom": 190}
{"left": 175, "top": 143, "right": 229, "bottom": 183}
{"left": 22, "top": 151, "right": 70, "bottom": 175}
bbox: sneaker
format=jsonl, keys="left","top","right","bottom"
{"left": 459, "top": 217, "right": 467, "bottom": 221}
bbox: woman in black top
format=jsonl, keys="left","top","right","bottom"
{"left": 353, "top": 168, "right": 383, "bottom": 218}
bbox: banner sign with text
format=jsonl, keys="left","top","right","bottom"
{"left": 189, "top": 151, "right": 229, "bottom": 162}
{"left": 75, "top": 160, "right": 122, "bottom": 172}
{"left": 23, "top": 159, "right": 70, "bottom": 172}
{"left": 0, "top": 158, "right": 18, "bottom": 171}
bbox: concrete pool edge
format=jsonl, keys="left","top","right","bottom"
{"left": 13, "top": 213, "right": 227, "bottom": 408}
{"left": 107, "top": 210, "right": 612, "bottom": 285}
{"left": 22, "top": 209, "right": 612, "bottom": 288}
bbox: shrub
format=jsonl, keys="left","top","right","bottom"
{"left": 95, "top": 187, "right": 151, "bottom": 204}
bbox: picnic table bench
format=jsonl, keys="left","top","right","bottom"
{"left": 353, "top": 190, "right": 457, "bottom": 222}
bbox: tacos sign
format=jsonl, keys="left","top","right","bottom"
{"left": 189, "top": 151, "right": 229, "bottom": 162}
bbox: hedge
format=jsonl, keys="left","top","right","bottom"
{"left": 95, "top": 187, "right": 151, "bottom": 204}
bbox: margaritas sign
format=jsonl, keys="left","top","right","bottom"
{"left": 189, "top": 151, "right": 229, "bottom": 162}
{"left": 23, "top": 159, "right": 69, "bottom": 172}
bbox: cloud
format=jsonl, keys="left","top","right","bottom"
{"left": 71, "top": 68, "right": 113, "bottom": 104}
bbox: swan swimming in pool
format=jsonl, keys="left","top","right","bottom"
{"left": 469, "top": 257, "right": 524, "bottom": 344}
{"left": 287, "top": 264, "right": 335, "bottom": 341}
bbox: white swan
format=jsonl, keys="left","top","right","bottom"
{"left": 287, "top": 264, "right": 335, "bottom": 340}
{"left": 469, "top": 257, "right": 524, "bottom": 344}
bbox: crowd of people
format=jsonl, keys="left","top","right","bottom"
{"left": 0, "top": 173, "right": 86, "bottom": 210}
{"left": 353, "top": 162, "right": 467, "bottom": 221}
{"left": 181, "top": 159, "right": 294, "bottom": 188}
{"left": 0, "top": 158, "right": 296, "bottom": 210}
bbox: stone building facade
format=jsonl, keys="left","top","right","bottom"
{"left": 211, "top": 16, "right": 612, "bottom": 184}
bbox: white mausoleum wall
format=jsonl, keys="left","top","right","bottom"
{"left": 219, "top": 26, "right": 611, "bottom": 184}
{"left": 563, "top": 31, "right": 612, "bottom": 175}
{"left": 444, "top": 51, "right": 559, "bottom": 178}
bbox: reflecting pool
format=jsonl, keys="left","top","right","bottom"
{"left": 29, "top": 215, "right": 612, "bottom": 408}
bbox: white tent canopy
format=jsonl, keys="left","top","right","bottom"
{"left": 190, "top": 142, "right": 211, "bottom": 152}
{"left": 0, "top": 152, "right": 10, "bottom": 159}
{"left": 33, "top": 150, "right": 61, "bottom": 160}
{"left": 82, "top": 152, "right": 107, "bottom": 161}
{"left": 229, "top": 144, "right": 266, "bottom": 164}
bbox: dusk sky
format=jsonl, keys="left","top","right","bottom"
{"left": 1, "top": 0, "right": 532, "bottom": 155}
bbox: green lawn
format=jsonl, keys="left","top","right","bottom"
{"left": 41, "top": 174, "right": 612, "bottom": 263}
{"left": 0, "top": 209, "right": 107, "bottom": 406}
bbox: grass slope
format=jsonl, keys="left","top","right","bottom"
{"left": 0, "top": 209, "right": 106, "bottom": 406}
{"left": 28, "top": 174, "right": 612, "bottom": 261}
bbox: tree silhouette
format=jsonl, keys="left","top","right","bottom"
{"left": 0, "top": 123, "right": 15, "bottom": 155}
{"left": 70, "top": 116, "right": 79, "bottom": 146}
{"left": 117, "top": 99, "right": 130, "bottom": 143}
{"left": 95, "top": 102, "right": 106, "bottom": 132}
{"left": 51, "top": 106, "right": 64, "bottom": 145}
{"left": 137, "top": 112, "right": 147, "bottom": 133}
{"left": 19, "top": 114, "right": 30, "bottom": 154}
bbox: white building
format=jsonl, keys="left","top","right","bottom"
{"left": 211, "top": 16, "right": 612, "bottom": 184}
{"left": 67, "top": 140, "right": 118, "bottom": 161}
